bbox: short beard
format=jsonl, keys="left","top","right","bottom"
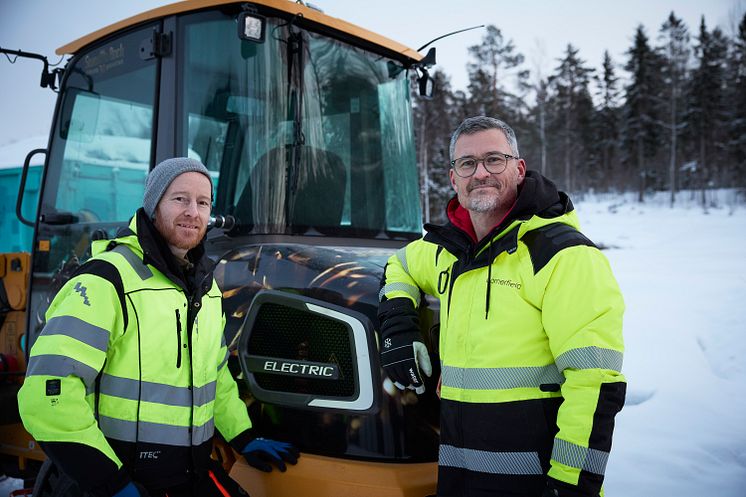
{"left": 467, "top": 195, "right": 499, "bottom": 213}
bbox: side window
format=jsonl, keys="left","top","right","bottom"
{"left": 37, "top": 24, "right": 159, "bottom": 273}
{"left": 45, "top": 27, "right": 158, "bottom": 224}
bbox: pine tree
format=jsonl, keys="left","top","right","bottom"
{"left": 622, "top": 25, "right": 664, "bottom": 201}
{"left": 464, "top": 25, "right": 528, "bottom": 121}
{"left": 413, "top": 70, "right": 459, "bottom": 223}
{"left": 657, "top": 11, "right": 690, "bottom": 206}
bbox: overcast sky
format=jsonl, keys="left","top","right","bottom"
{"left": 1, "top": 0, "right": 743, "bottom": 148}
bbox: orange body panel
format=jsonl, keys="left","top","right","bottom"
{"left": 56, "top": 0, "right": 422, "bottom": 62}
{"left": 230, "top": 452, "right": 437, "bottom": 497}
{"left": 0, "top": 424, "right": 46, "bottom": 469}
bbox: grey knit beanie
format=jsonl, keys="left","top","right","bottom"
{"left": 143, "top": 157, "right": 213, "bottom": 217}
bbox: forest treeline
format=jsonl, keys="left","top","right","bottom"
{"left": 414, "top": 12, "right": 746, "bottom": 221}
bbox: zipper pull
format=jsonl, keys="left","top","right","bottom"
{"left": 175, "top": 309, "right": 182, "bottom": 368}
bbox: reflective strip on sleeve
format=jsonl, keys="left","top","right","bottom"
{"left": 99, "top": 415, "right": 215, "bottom": 446}
{"left": 26, "top": 354, "right": 99, "bottom": 389}
{"left": 439, "top": 444, "right": 543, "bottom": 475}
{"left": 378, "top": 282, "right": 421, "bottom": 305}
{"left": 551, "top": 438, "right": 610, "bottom": 475}
{"left": 111, "top": 245, "right": 153, "bottom": 280}
{"left": 395, "top": 247, "right": 410, "bottom": 274}
{"left": 42, "top": 316, "right": 110, "bottom": 352}
{"left": 441, "top": 364, "right": 564, "bottom": 390}
{"left": 555, "top": 346, "right": 623, "bottom": 373}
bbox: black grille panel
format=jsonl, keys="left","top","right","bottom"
{"left": 247, "top": 302, "right": 355, "bottom": 397}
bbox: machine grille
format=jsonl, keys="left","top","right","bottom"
{"left": 247, "top": 302, "right": 356, "bottom": 397}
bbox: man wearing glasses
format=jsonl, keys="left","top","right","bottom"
{"left": 378, "top": 116, "right": 626, "bottom": 497}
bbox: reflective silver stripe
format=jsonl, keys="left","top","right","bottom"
{"left": 111, "top": 245, "right": 152, "bottom": 280}
{"left": 441, "top": 364, "right": 564, "bottom": 390}
{"left": 42, "top": 316, "right": 110, "bottom": 352}
{"left": 378, "top": 282, "right": 421, "bottom": 305}
{"left": 439, "top": 444, "right": 543, "bottom": 475}
{"left": 26, "top": 354, "right": 99, "bottom": 388}
{"left": 555, "top": 346, "right": 623, "bottom": 373}
{"left": 395, "top": 247, "right": 409, "bottom": 274}
{"left": 99, "top": 415, "right": 215, "bottom": 446}
{"left": 99, "top": 374, "right": 217, "bottom": 407}
{"left": 193, "top": 381, "right": 216, "bottom": 407}
{"left": 217, "top": 350, "right": 229, "bottom": 371}
{"left": 192, "top": 418, "right": 215, "bottom": 445}
{"left": 552, "top": 438, "right": 609, "bottom": 475}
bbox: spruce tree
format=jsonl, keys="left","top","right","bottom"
{"left": 727, "top": 13, "right": 746, "bottom": 186}
{"left": 547, "top": 44, "right": 595, "bottom": 192}
{"left": 622, "top": 25, "right": 664, "bottom": 201}
{"left": 593, "top": 50, "right": 622, "bottom": 191}
{"left": 685, "top": 17, "right": 730, "bottom": 205}
{"left": 658, "top": 11, "right": 690, "bottom": 206}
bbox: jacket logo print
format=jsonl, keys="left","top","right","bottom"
{"left": 74, "top": 282, "right": 91, "bottom": 306}
{"left": 490, "top": 278, "right": 522, "bottom": 290}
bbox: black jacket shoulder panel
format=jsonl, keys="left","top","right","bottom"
{"left": 521, "top": 223, "right": 596, "bottom": 275}
{"left": 74, "top": 258, "right": 128, "bottom": 331}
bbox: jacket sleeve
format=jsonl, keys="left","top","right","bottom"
{"left": 17, "top": 261, "right": 131, "bottom": 495}
{"left": 379, "top": 239, "right": 440, "bottom": 308}
{"left": 541, "top": 246, "right": 626, "bottom": 495}
{"left": 213, "top": 311, "right": 253, "bottom": 449}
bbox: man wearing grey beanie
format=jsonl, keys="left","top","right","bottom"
{"left": 19, "top": 158, "right": 298, "bottom": 497}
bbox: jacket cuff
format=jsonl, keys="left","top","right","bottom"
{"left": 546, "top": 477, "right": 595, "bottom": 497}
{"left": 87, "top": 467, "right": 132, "bottom": 497}
{"left": 228, "top": 428, "right": 257, "bottom": 453}
{"left": 38, "top": 441, "right": 126, "bottom": 495}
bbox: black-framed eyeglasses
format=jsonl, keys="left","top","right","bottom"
{"left": 450, "top": 152, "right": 520, "bottom": 177}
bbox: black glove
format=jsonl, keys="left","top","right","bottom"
{"left": 379, "top": 305, "right": 432, "bottom": 394}
{"left": 241, "top": 438, "right": 299, "bottom": 472}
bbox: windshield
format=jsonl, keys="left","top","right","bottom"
{"left": 180, "top": 11, "right": 421, "bottom": 238}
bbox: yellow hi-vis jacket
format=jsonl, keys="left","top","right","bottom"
{"left": 18, "top": 210, "right": 252, "bottom": 494}
{"left": 379, "top": 172, "right": 626, "bottom": 497}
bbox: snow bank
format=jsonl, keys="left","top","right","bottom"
{"left": 575, "top": 192, "right": 746, "bottom": 496}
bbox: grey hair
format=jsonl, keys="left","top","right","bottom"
{"left": 449, "top": 116, "right": 520, "bottom": 161}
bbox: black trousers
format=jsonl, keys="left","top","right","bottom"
{"left": 145, "top": 460, "right": 248, "bottom": 497}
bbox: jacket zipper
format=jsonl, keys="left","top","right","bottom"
{"left": 175, "top": 309, "right": 182, "bottom": 368}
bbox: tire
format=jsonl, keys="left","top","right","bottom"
{"left": 31, "top": 459, "right": 82, "bottom": 497}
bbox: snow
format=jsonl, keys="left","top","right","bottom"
{"left": 0, "top": 135, "right": 47, "bottom": 168}
{"left": 574, "top": 190, "right": 746, "bottom": 496}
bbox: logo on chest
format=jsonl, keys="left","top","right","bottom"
{"left": 490, "top": 277, "right": 522, "bottom": 290}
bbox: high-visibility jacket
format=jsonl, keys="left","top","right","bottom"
{"left": 379, "top": 171, "right": 626, "bottom": 497}
{"left": 18, "top": 209, "right": 253, "bottom": 495}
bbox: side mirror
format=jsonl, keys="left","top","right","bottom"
{"left": 418, "top": 68, "right": 435, "bottom": 99}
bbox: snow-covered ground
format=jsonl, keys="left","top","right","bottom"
{"left": 574, "top": 190, "right": 746, "bottom": 496}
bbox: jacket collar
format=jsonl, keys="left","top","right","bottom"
{"left": 426, "top": 170, "right": 573, "bottom": 255}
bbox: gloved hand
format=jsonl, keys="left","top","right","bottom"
{"left": 380, "top": 329, "right": 432, "bottom": 394}
{"left": 113, "top": 482, "right": 143, "bottom": 497}
{"left": 241, "top": 438, "right": 299, "bottom": 472}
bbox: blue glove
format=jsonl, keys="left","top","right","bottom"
{"left": 241, "top": 437, "right": 299, "bottom": 472}
{"left": 113, "top": 482, "right": 143, "bottom": 497}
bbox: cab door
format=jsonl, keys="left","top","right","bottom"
{"left": 28, "top": 23, "right": 162, "bottom": 349}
